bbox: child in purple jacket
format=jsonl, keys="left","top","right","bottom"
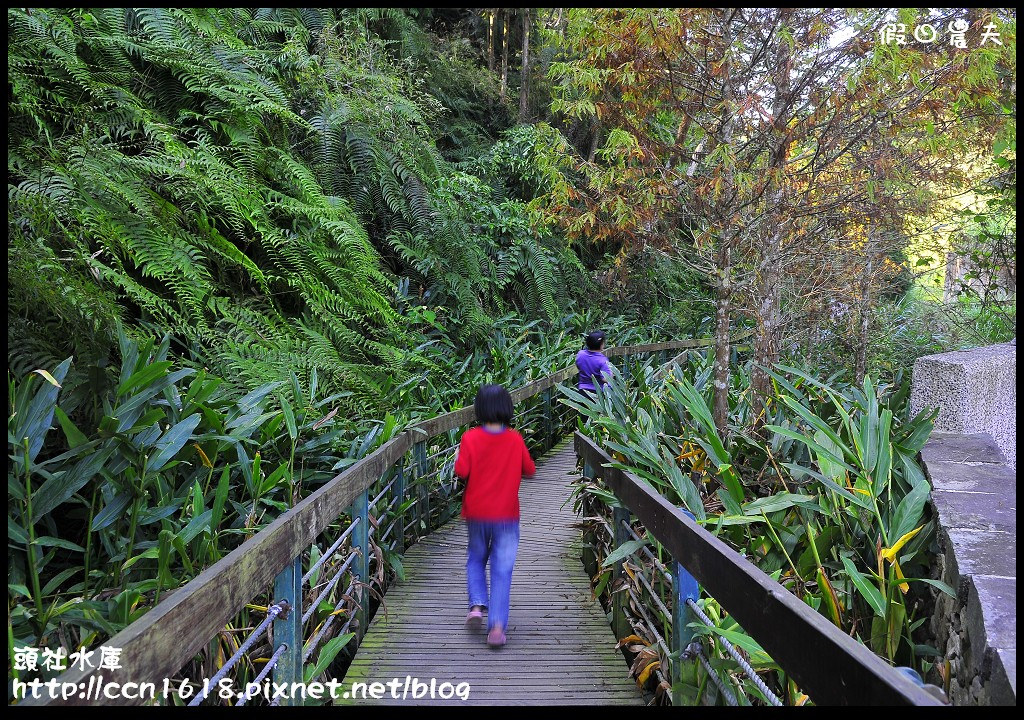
{"left": 576, "top": 330, "right": 613, "bottom": 394}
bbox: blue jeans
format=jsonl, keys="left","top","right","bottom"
{"left": 465, "top": 520, "right": 520, "bottom": 631}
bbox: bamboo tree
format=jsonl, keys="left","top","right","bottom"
{"left": 487, "top": 8, "right": 495, "bottom": 71}
{"left": 519, "top": 8, "right": 531, "bottom": 122}
{"left": 500, "top": 8, "right": 510, "bottom": 99}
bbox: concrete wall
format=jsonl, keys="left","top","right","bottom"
{"left": 910, "top": 340, "right": 1016, "bottom": 468}
{"left": 913, "top": 342, "right": 1016, "bottom": 706}
{"left": 922, "top": 434, "right": 1016, "bottom": 705}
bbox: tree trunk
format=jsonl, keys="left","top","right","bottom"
{"left": 750, "top": 252, "right": 782, "bottom": 431}
{"left": 713, "top": 240, "right": 734, "bottom": 437}
{"left": 855, "top": 242, "right": 874, "bottom": 384}
{"left": 712, "top": 9, "right": 737, "bottom": 439}
{"left": 487, "top": 9, "right": 495, "bottom": 72}
{"left": 587, "top": 119, "right": 601, "bottom": 161}
{"left": 519, "top": 9, "right": 531, "bottom": 122}
{"left": 500, "top": 9, "right": 509, "bottom": 100}
{"left": 750, "top": 8, "right": 793, "bottom": 438}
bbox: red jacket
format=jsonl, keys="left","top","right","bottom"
{"left": 454, "top": 426, "right": 536, "bottom": 520}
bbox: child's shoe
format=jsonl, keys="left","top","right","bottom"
{"left": 465, "top": 607, "right": 484, "bottom": 631}
{"left": 487, "top": 625, "right": 506, "bottom": 647}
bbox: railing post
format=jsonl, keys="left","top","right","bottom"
{"left": 394, "top": 464, "right": 406, "bottom": 554}
{"left": 351, "top": 488, "right": 370, "bottom": 642}
{"left": 413, "top": 439, "right": 429, "bottom": 534}
{"left": 542, "top": 387, "right": 553, "bottom": 451}
{"left": 272, "top": 556, "right": 303, "bottom": 704}
{"left": 441, "top": 442, "right": 456, "bottom": 526}
{"left": 671, "top": 509, "right": 700, "bottom": 706}
{"left": 611, "top": 502, "right": 632, "bottom": 640}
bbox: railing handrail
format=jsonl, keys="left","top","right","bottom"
{"left": 22, "top": 332, "right": 739, "bottom": 705}
{"left": 573, "top": 432, "right": 941, "bottom": 706}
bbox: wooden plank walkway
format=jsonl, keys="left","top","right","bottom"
{"left": 339, "top": 440, "right": 642, "bottom": 705}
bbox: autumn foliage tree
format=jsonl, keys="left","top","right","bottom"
{"left": 544, "top": 7, "right": 1015, "bottom": 440}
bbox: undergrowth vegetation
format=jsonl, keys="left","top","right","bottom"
{"left": 564, "top": 353, "right": 953, "bottom": 704}
{"left": 7, "top": 5, "right": 1014, "bottom": 707}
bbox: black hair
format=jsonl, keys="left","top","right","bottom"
{"left": 585, "top": 330, "right": 606, "bottom": 351}
{"left": 474, "top": 384, "right": 514, "bottom": 425}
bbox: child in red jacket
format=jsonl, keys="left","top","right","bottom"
{"left": 454, "top": 384, "right": 535, "bottom": 647}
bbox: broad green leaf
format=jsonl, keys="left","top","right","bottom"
{"left": 814, "top": 430, "right": 845, "bottom": 483}
{"left": 171, "top": 533, "right": 195, "bottom": 574}
{"left": 118, "top": 360, "right": 173, "bottom": 397}
{"left": 717, "top": 488, "right": 743, "bottom": 517}
{"left": 54, "top": 407, "right": 88, "bottom": 449}
{"left": 8, "top": 519, "right": 30, "bottom": 544}
{"left": 767, "top": 426, "right": 858, "bottom": 476}
{"left": 777, "top": 394, "right": 851, "bottom": 459}
{"left": 901, "top": 577, "right": 956, "bottom": 597}
{"left": 886, "top": 600, "right": 906, "bottom": 660}
{"left": 841, "top": 556, "right": 886, "bottom": 618}
{"left": 179, "top": 509, "right": 213, "bottom": 545}
{"left": 280, "top": 395, "right": 297, "bottom": 441}
{"left": 147, "top": 414, "right": 202, "bottom": 473}
{"left": 700, "top": 623, "right": 770, "bottom": 663}
{"left": 602, "top": 538, "right": 648, "bottom": 567}
{"left": 93, "top": 491, "right": 133, "bottom": 530}
{"left": 890, "top": 479, "right": 929, "bottom": 542}
{"left": 32, "top": 448, "right": 114, "bottom": 521}
{"left": 9, "top": 583, "right": 32, "bottom": 598}
{"left": 236, "top": 381, "right": 284, "bottom": 414}
{"left": 742, "top": 492, "right": 820, "bottom": 516}
{"left": 872, "top": 409, "right": 893, "bottom": 497}
{"left": 210, "top": 467, "right": 231, "bottom": 536}
{"left": 305, "top": 633, "right": 355, "bottom": 683}
{"left": 18, "top": 357, "right": 72, "bottom": 464}
{"left": 35, "top": 536, "right": 85, "bottom": 552}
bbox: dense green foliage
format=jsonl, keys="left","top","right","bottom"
{"left": 565, "top": 354, "right": 947, "bottom": 703}
{"left": 7, "top": 8, "right": 608, "bottom": 416}
{"left": 7, "top": 5, "right": 1015, "bottom": 707}
{"left": 8, "top": 7, "right": 693, "bottom": 696}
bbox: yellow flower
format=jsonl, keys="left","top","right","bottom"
{"left": 881, "top": 526, "right": 923, "bottom": 563}
{"left": 879, "top": 526, "right": 923, "bottom": 594}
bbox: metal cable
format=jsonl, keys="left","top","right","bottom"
{"left": 632, "top": 563, "right": 673, "bottom": 625}
{"left": 234, "top": 643, "right": 288, "bottom": 707}
{"left": 686, "top": 598, "right": 783, "bottom": 706}
{"left": 303, "top": 581, "right": 357, "bottom": 661}
{"left": 625, "top": 586, "right": 670, "bottom": 658}
{"left": 621, "top": 519, "right": 673, "bottom": 583}
{"left": 693, "top": 643, "right": 740, "bottom": 706}
{"left": 302, "top": 551, "right": 358, "bottom": 625}
{"left": 302, "top": 517, "right": 360, "bottom": 585}
{"left": 369, "top": 477, "right": 397, "bottom": 509}
{"left": 188, "top": 603, "right": 284, "bottom": 706}
{"left": 425, "top": 444, "right": 457, "bottom": 463}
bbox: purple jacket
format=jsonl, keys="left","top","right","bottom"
{"left": 576, "top": 349, "right": 613, "bottom": 391}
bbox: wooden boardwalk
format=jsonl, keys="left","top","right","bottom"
{"left": 340, "top": 441, "right": 642, "bottom": 705}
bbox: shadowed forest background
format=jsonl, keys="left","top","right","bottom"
{"left": 8, "top": 8, "right": 1015, "bottom": 705}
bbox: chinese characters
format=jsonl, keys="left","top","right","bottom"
{"left": 879, "top": 19, "right": 1002, "bottom": 47}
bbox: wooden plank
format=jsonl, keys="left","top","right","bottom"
{"left": 602, "top": 329, "right": 752, "bottom": 358}
{"left": 574, "top": 432, "right": 941, "bottom": 706}
{"left": 341, "top": 443, "right": 642, "bottom": 705}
